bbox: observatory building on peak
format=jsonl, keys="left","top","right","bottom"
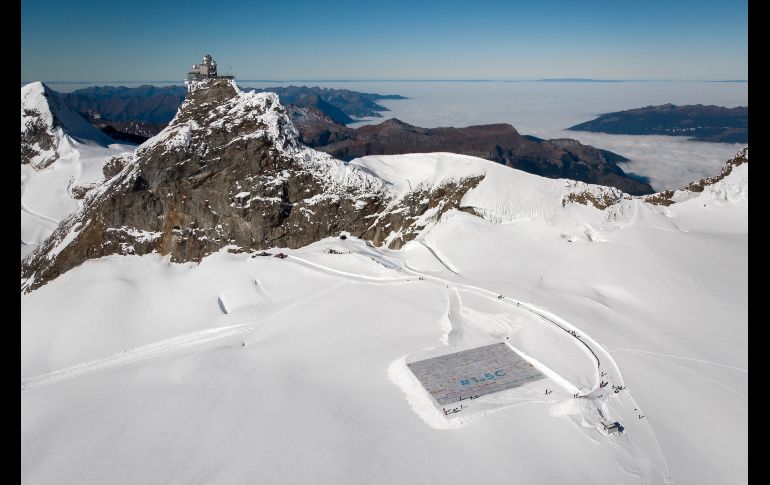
{"left": 186, "top": 54, "right": 233, "bottom": 89}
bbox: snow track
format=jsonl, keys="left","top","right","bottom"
{"left": 288, "top": 254, "right": 411, "bottom": 284}
{"left": 22, "top": 279, "right": 345, "bottom": 392}
{"left": 21, "top": 324, "right": 255, "bottom": 392}
{"left": 607, "top": 346, "right": 748, "bottom": 373}
{"left": 418, "top": 239, "right": 460, "bottom": 275}
{"left": 286, "top": 242, "right": 611, "bottom": 395}
{"left": 21, "top": 197, "right": 62, "bottom": 226}
{"left": 291, "top": 239, "right": 614, "bottom": 395}
{"left": 21, "top": 237, "right": 671, "bottom": 481}
{"left": 287, "top": 238, "right": 671, "bottom": 484}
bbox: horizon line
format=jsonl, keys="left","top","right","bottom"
{"left": 22, "top": 78, "right": 749, "bottom": 85}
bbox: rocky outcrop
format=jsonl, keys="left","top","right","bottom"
{"left": 96, "top": 123, "right": 160, "bottom": 144}
{"left": 21, "top": 82, "right": 113, "bottom": 167}
{"left": 561, "top": 189, "right": 625, "bottom": 210}
{"left": 102, "top": 153, "right": 131, "bottom": 179}
{"left": 21, "top": 107, "right": 58, "bottom": 166}
{"left": 21, "top": 83, "right": 63, "bottom": 167}
{"left": 643, "top": 147, "right": 748, "bottom": 206}
{"left": 20, "top": 79, "right": 482, "bottom": 292}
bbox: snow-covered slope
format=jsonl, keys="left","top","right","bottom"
{"left": 21, "top": 82, "right": 135, "bottom": 259}
{"left": 24, "top": 79, "right": 635, "bottom": 292}
{"left": 351, "top": 152, "right": 624, "bottom": 228}
{"left": 21, "top": 82, "right": 115, "bottom": 164}
{"left": 21, "top": 145, "right": 747, "bottom": 484}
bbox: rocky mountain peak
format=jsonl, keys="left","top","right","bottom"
{"left": 21, "top": 82, "right": 65, "bottom": 167}
{"left": 20, "top": 79, "right": 484, "bottom": 292}
{"left": 21, "top": 81, "right": 112, "bottom": 167}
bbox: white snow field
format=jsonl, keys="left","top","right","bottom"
{"left": 21, "top": 152, "right": 747, "bottom": 484}
{"left": 21, "top": 82, "right": 135, "bottom": 259}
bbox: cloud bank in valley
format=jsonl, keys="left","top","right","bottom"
{"left": 304, "top": 80, "right": 747, "bottom": 192}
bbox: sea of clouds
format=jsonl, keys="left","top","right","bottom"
{"left": 339, "top": 81, "right": 747, "bottom": 191}
{"left": 245, "top": 80, "right": 746, "bottom": 191}
{"left": 41, "top": 80, "right": 747, "bottom": 191}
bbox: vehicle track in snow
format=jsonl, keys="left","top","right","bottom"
{"left": 607, "top": 346, "right": 748, "bottom": 373}
{"left": 21, "top": 280, "right": 345, "bottom": 392}
{"left": 288, "top": 254, "right": 412, "bottom": 284}
{"left": 292, "top": 239, "right": 671, "bottom": 483}
{"left": 292, "top": 242, "right": 612, "bottom": 395}
{"left": 402, "top": 246, "right": 670, "bottom": 484}
{"left": 418, "top": 240, "right": 460, "bottom": 275}
{"left": 21, "top": 324, "right": 255, "bottom": 392}
{"left": 20, "top": 197, "right": 61, "bottom": 226}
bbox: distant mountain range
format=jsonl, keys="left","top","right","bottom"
{"left": 58, "top": 84, "right": 405, "bottom": 126}
{"left": 290, "top": 107, "right": 653, "bottom": 195}
{"left": 58, "top": 85, "right": 187, "bottom": 124}
{"left": 36, "top": 83, "right": 653, "bottom": 195}
{"left": 245, "top": 85, "right": 407, "bottom": 119}
{"left": 568, "top": 104, "right": 748, "bottom": 143}
{"left": 54, "top": 84, "right": 406, "bottom": 140}
{"left": 20, "top": 78, "right": 749, "bottom": 485}
{"left": 20, "top": 78, "right": 746, "bottom": 292}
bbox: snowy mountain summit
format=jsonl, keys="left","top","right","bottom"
{"left": 21, "top": 79, "right": 480, "bottom": 290}
{"left": 21, "top": 82, "right": 113, "bottom": 167}
{"left": 21, "top": 82, "right": 136, "bottom": 260}
{"left": 20, "top": 78, "right": 747, "bottom": 485}
{"left": 20, "top": 78, "right": 747, "bottom": 293}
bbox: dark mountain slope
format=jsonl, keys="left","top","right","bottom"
{"left": 568, "top": 104, "right": 748, "bottom": 143}
{"left": 292, "top": 114, "right": 653, "bottom": 195}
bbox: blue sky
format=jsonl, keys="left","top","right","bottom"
{"left": 21, "top": 0, "right": 747, "bottom": 82}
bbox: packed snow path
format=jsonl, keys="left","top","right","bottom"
{"left": 287, "top": 237, "right": 671, "bottom": 484}
{"left": 21, "top": 280, "right": 345, "bottom": 391}
{"left": 21, "top": 236, "right": 671, "bottom": 483}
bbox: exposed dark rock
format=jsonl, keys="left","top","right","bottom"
{"left": 20, "top": 79, "right": 480, "bottom": 292}
{"left": 287, "top": 105, "right": 358, "bottom": 146}
{"left": 69, "top": 184, "right": 96, "bottom": 200}
{"left": 643, "top": 147, "right": 748, "bottom": 206}
{"left": 102, "top": 154, "right": 131, "bottom": 179}
{"left": 21, "top": 107, "right": 57, "bottom": 166}
{"left": 21, "top": 82, "right": 113, "bottom": 167}
{"left": 561, "top": 190, "right": 625, "bottom": 210}
{"left": 132, "top": 174, "right": 150, "bottom": 191}
{"left": 99, "top": 125, "right": 150, "bottom": 144}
